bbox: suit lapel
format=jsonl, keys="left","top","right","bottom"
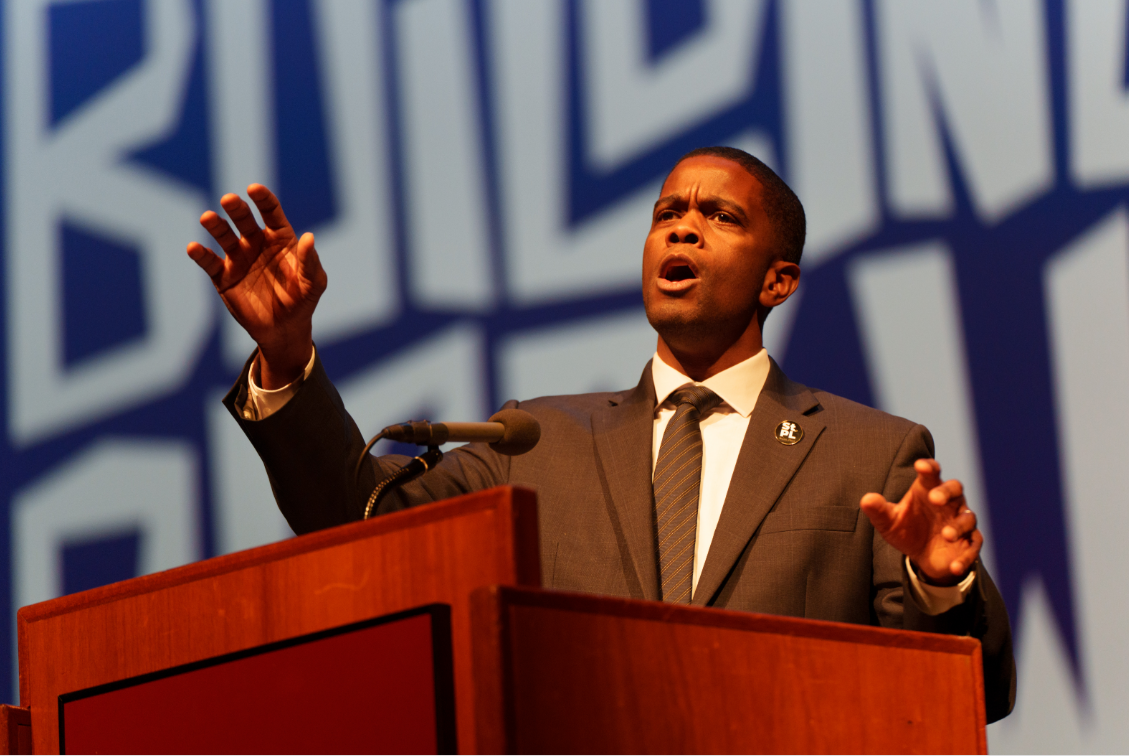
{"left": 691, "top": 359, "right": 827, "bottom": 606}
{"left": 591, "top": 362, "right": 661, "bottom": 601}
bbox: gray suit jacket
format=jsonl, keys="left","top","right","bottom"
{"left": 225, "top": 352, "right": 1015, "bottom": 721}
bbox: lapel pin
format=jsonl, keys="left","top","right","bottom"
{"left": 775, "top": 420, "right": 803, "bottom": 445}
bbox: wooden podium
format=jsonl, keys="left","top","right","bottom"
{"left": 12, "top": 487, "right": 986, "bottom": 754}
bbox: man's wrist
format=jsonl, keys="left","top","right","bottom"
{"left": 905, "top": 557, "right": 976, "bottom": 615}
{"left": 245, "top": 345, "right": 317, "bottom": 421}
{"left": 258, "top": 338, "right": 314, "bottom": 389}
{"left": 910, "top": 557, "right": 968, "bottom": 587}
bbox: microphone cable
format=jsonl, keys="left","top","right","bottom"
{"left": 361, "top": 445, "right": 443, "bottom": 520}
{"left": 353, "top": 429, "right": 444, "bottom": 520}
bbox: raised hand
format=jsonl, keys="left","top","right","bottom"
{"left": 186, "top": 185, "right": 327, "bottom": 388}
{"left": 859, "top": 459, "right": 983, "bottom": 586}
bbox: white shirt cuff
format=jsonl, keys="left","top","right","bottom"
{"left": 905, "top": 556, "right": 976, "bottom": 615}
{"left": 243, "top": 347, "right": 317, "bottom": 421}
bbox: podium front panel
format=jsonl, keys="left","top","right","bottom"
{"left": 59, "top": 605, "right": 454, "bottom": 754}
{"left": 473, "top": 587, "right": 987, "bottom": 754}
{"left": 20, "top": 486, "right": 540, "bottom": 754}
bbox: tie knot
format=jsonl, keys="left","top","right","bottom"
{"left": 669, "top": 385, "right": 723, "bottom": 417}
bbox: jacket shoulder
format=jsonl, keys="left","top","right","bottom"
{"left": 802, "top": 385, "right": 931, "bottom": 453}
{"left": 769, "top": 360, "right": 916, "bottom": 433}
{"left": 509, "top": 387, "right": 635, "bottom": 422}
{"left": 808, "top": 387, "right": 915, "bottom": 426}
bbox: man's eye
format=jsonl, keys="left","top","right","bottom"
{"left": 657, "top": 210, "right": 677, "bottom": 221}
{"left": 715, "top": 212, "right": 734, "bottom": 224}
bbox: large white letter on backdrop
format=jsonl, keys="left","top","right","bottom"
{"left": 1067, "top": 0, "right": 1129, "bottom": 188}
{"left": 580, "top": 0, "right": 765, "bottom": 170}
{"left": 395, "top": 0, "right": 495, "bottom": 312}
{"left": 5, "top": 0, "right": 213, "bottom": 446}
{"left": 876, "top": 0, "right": 1052, "bottom": 222}
{"left": 488, "top": 0, "right": 654, "bottom": 303}
{"left": 780, "top": 0, "right": 878, "bottom": 265}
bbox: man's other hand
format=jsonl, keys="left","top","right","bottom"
{"left": 186, "top": 184, "right": 326, "bottom": 389}
{"left": 859, "top": 459, "right": 982, "bottom": 586}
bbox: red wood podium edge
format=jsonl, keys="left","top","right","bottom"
{"left": 0, "top": 706, "right": 29, "bottom": 755}
{"left": 17, "top": 485, "right": 541, "bottom": 709}
{"left": 471, "top": 585, "right": 989, "bottom": 754}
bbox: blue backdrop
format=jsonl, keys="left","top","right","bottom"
{"left": 3, "top": 0, "right": 1128, "bottom": 749}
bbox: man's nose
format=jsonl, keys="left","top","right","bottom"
{"left": 668, "top": 230, "right": 699, "bottom": 244}
{"left": 666, "top": 209, "right": 705, "bottom": 245}
{"left": 667, "top": 217, "right": 701, "bottom": 245}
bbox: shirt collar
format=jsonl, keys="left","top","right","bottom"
{"left": 651, "top": 348, "right": 771, "bottom": 418}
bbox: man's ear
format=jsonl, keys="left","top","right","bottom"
{"left": 759, "top": 259, "right": 801, "bottom": 309}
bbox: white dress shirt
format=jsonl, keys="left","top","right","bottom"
{"left": 650, "top": 348, "right": 770, "bottom": 593}
{"left": 244, "top": 347, "right": 973, "bottom": 613}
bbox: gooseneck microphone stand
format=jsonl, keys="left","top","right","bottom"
{"left": 353, "top": 410, "right": 541, "bottom": 520}
{"left": 353, "top": 429, "right": 444, "bottom": 520}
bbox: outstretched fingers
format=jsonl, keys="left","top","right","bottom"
{"left": 949, "top": 529, "right": 983, "bottom": 575}
{"left": 220, "top": 193, "right": 264, "bottom": 241}
{"left": 199, "top": 210, "right": 242, "bottom": 257}
{"left": 859, "top": 492, "right": 896, "bottom": 533}
{"left": 913, "top": 457, "right": 943, "bottom": 491}
{"left": 186, "top": 242, "right": 225, "bottom": 283}
{"left": 928, "top": 478, "right": 965, "bottom": 507}
{"left": 247, "top": 184, "right": 291, "bottom": 231}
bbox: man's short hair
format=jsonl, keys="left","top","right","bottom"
{"left": 674, "top": 146, "right": 806, "bottom": 265}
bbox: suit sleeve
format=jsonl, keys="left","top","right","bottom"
{"left": 222, "top": 350, "right": 510, "bottom": 534}
{"left": 872, "top": 424, "right": 1016, "bottom": 723}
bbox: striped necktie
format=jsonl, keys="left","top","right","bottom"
{"left": 654, "top": 385, "right": 723, "bottom": 603}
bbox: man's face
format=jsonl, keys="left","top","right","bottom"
{"left": 642, "top": 155, "right": 777, "bottom": 352}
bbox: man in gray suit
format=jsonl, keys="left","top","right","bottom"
{"left": 188, "top": 146, "right": 1014, "bottom": 721}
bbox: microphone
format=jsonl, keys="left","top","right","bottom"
{"left": 380, "top": 408, "right": 541, "bottom": 456}
{"left": 358, "top": 409, "right": 540, "bottom": 519}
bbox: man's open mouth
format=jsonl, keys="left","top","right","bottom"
{"left": 660, "top": 258, "right": 698, "bottom": 282}
{"left": 664, "top": 265, "right": 695, "bottom": 281}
